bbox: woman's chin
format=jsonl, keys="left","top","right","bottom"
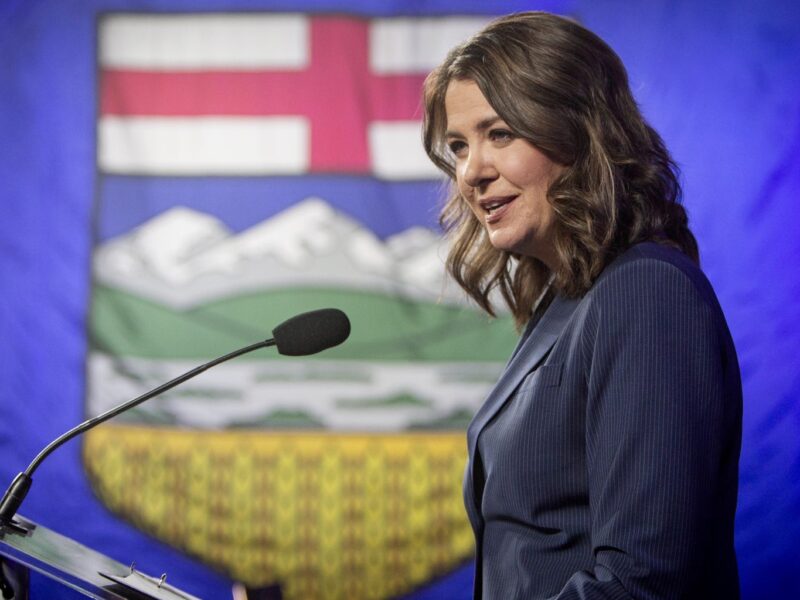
{"left": 487, "top": 232, "right": 528, "bottom": 257}
{"left": 487, "top": 231, "right": 515, "bottom": 253}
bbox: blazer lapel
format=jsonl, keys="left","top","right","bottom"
{"left": 467, "top": 294, "right": 581, "bottom": 460}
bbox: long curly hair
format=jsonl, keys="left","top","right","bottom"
{"left": 423, "top": 12, "right": 698, "bottom": 328}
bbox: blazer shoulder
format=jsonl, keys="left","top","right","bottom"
{"left": 593, "top": 242, "right": 720, "bottom": 308}
{"left": 578, "top": 242, "right": 739, "bottom": 384}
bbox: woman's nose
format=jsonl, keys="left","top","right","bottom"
{"left": 462, "top": 148, "right": 497, "bottom": 189}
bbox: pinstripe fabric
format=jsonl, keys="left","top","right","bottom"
{"left": 464, "top": 243, "right": 742, "bottom": 599}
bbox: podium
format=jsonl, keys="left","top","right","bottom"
{"left": 0, "top": 516, "right": 201, "bottom": 599}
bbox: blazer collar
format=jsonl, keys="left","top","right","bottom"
{"left": 467, "top": 294, "right": 581, "bottom": 459}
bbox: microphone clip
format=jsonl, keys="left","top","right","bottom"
{"left": 0, "top": 474, "right": 35, "bottom": 537}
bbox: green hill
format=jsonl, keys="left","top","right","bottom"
{"left": 89, "top": 285, "right": 518, "bottom": 362}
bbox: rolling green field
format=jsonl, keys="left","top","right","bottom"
{"left": 90, "top": 285, "right": 518, "bottom": 361}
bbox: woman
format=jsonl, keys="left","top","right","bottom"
{"left": 423, "top": 12, "right": 742, "bottom": 600}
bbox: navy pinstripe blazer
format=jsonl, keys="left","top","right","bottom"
{"left": 464, "top": 243, "right": 742, "bottom": 599}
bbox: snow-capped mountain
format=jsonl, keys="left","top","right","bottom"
{"left": 93, "top": 198, "right": 466, "bottom": 309}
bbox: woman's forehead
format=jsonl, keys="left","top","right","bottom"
{"left": 444, "top": 80, "right": 501, "bottom": 134}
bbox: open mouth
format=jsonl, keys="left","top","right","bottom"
{"left": 480, "top": 196, "right": 516, "bottom": 222}
{"left": 481, "top": 196, "right": 514, "bottom": 213}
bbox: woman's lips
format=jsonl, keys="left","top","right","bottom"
{"left": 481, "top": 196, "right": 516, "bottom": 225}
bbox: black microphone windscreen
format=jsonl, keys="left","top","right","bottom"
{"left": 271, "top": 309, "right": 351, "bottom": 356}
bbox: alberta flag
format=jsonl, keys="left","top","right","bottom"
{"left": 88, "top": 8, "right": 525, "bottom": 600}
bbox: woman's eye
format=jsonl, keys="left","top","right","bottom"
{"left": 448, "top": 140, "right": 467, "bottom": 157}
{"left": 490, "top": 129, "right": 514, "bottom": 143}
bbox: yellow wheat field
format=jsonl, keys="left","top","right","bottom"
{"left": 83, "top": 425, "right": 474, "bottom": 599}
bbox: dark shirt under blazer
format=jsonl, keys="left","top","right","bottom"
{"left": 464, "top": 243, "right": 742, "bottom": 599}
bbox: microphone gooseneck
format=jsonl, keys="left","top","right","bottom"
{"left": 0, "top": 308, "right": 350, "bottom": 531}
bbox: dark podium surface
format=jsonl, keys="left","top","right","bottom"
{"left": 0, "top": 516, "right": 201, "bottom": 599}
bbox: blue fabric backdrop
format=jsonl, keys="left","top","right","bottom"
{"left": 1, "top": 0, "right": 798, "bottom": 598}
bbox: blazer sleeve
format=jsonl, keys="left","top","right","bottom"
{"left": 548, "top": 257, "right": 738, "bottom": 599}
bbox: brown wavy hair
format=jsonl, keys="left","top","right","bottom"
{"left": 423, "top": 11, "right": 698, "bottom": 328}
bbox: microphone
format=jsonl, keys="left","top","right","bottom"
{"left": 272, "top": 307, "right": 351, "bottom": 356}
{"left": 0, "top": 308, "right": 350, "bottom": 534}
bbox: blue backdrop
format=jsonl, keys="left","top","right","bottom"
{"left": 1, "top": 0, "right": 798, "bottom": 598}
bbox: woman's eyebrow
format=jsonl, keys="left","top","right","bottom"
{"left": 445, "top": 116, "right": 502, "bottom": 139}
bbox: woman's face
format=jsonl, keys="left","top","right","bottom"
{"left": 444, "top": 79, "right": 564, "bottom": 269}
